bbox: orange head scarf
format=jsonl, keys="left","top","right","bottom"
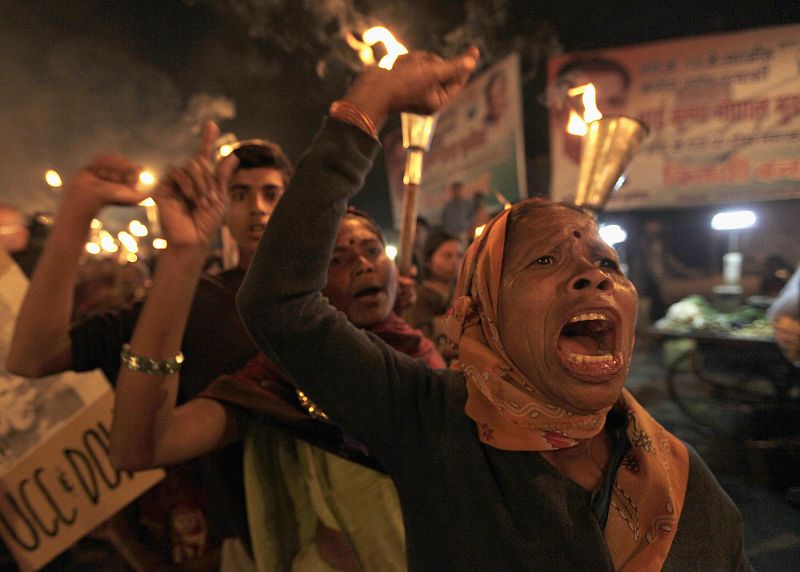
{"left": 443, "top": 199, "right": 690, "bottom": 570}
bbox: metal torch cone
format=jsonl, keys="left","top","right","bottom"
{"left": 575, "top": 116, "right": 649, "bottom": 214}
{"left": 397, "top": 112, "right": 437, "bottom": 275}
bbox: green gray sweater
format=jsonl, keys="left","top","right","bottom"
{"left": 238, "top": 118, "right": 751, "bottom": 571}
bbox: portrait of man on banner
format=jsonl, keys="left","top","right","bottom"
{"left": 383, "top": 53, "right": 527, "bottom": 235}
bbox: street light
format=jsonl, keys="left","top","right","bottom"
{"left": 710, "top": 209, "right": 756, "bottom": 287}
{"left": 599, "top": 224, "right": 627, "bottom": 246}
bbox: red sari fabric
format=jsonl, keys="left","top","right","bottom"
{"left": 200, "top": 312, "right": 444, "bottom": 470}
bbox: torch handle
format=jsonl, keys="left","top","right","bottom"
{"left": 397, "top": 182, "right": 419, "bottom": 276}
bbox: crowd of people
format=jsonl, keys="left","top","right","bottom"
{"left": 0, "top": 48, "right": 766, "bottom": 571}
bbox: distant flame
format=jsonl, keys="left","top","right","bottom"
{"left": 99, "top": 230, "right": 118, "bottom": 253}
{"left": 118, "top": 231, "right": 138, "bottom": 254}
{"left": 566, "top": 83, "right": 602, "bottom": 136}
{"left": 129, "top": 220, "right": 148, "bottom": 237}
{"left": 139, "top": 170, "right": 156, "bottom": 187}
{"left": 347, "top": 26, "right": 408, "bottom": 70}
{"left": 45, "top": 169, "right": 62, "bottom": 188}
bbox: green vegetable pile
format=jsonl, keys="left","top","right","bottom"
{"left": 655, "top": 295, "right": 774, "bottom": 338}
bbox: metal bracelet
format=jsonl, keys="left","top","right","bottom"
{"left": 120, "top": 343, "right": 184, "bottom": 375}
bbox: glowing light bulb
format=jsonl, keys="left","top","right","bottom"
{"left": 710, "top": 210, "right": 756, "bottom": 231}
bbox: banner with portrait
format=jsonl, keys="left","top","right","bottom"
{"left": 384, "top": 52, "right": 527, "bottom": 235}
{"left": 0, "top": 251, "right": 163, "bottom": 570}
{"left": 548, "top": 24, "right": 800, "bottom": 210}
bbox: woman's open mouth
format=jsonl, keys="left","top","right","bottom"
{"left": 248, "top": 224, "right": 266, "bottom": 239}
{"left": 353, "top": 286, "right": 384, "bottom": 303}
{"left": 556, "top": 311, "right": 623, "bottom": 379}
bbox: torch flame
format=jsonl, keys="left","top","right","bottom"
{"left": 346, "top": 32, "right": 375, "bottom": 66}
{"left": 566, "top": 83, "right": 602, "bottom": 136}
{"left": 99, "top": 230, "right": 118, "bottom": 253}
{"left": 347, "top": 26, "right": 408, "bottom": 70}
{"left": 118, "top": 231, "right": 138, "bottom": 254}
{"left": 139, "top": 170, "right": 156, "bottom": 187}
{"left": 45, "top": 169, "right": 63, "bottom": 188}
{"left": 129, "top": 219, "right": 148, "bottom": 237}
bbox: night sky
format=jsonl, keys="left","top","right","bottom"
{"left": 1, "top": 0, "right": 798, "bottom": 229}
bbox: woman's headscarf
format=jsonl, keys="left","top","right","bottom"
{"left": 443, "top": 199, "right": 690, "bottom": 571}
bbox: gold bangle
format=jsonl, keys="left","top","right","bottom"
{"left": 296, "top": 390, "right": 329, "bottom": 421}
{"left": 120, "top": 343, "right": 184, "bottom": 375}
{"left": 329, "top": 100, "right": 378, "bottom": 140}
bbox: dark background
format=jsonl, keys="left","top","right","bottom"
{"left": 1, "top": 0, "right": 798, "bottom": 228}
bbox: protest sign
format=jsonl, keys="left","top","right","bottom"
{"left": 0, "top": 251, "right": 162, "bottom": 570}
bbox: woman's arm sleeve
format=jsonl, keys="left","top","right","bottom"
{"left": 237, "top": 118, "right": 436, "bottom": 453}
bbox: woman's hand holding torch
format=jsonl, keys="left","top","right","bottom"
{"left": 342, "top": 47, "right": 478, "bottom": 275}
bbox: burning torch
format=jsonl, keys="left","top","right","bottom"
{"left": 565, "top": 83, "right": 649, "bottom": 215}
{"left": 347, "top": 27, "right": 437, "bottom": 275}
